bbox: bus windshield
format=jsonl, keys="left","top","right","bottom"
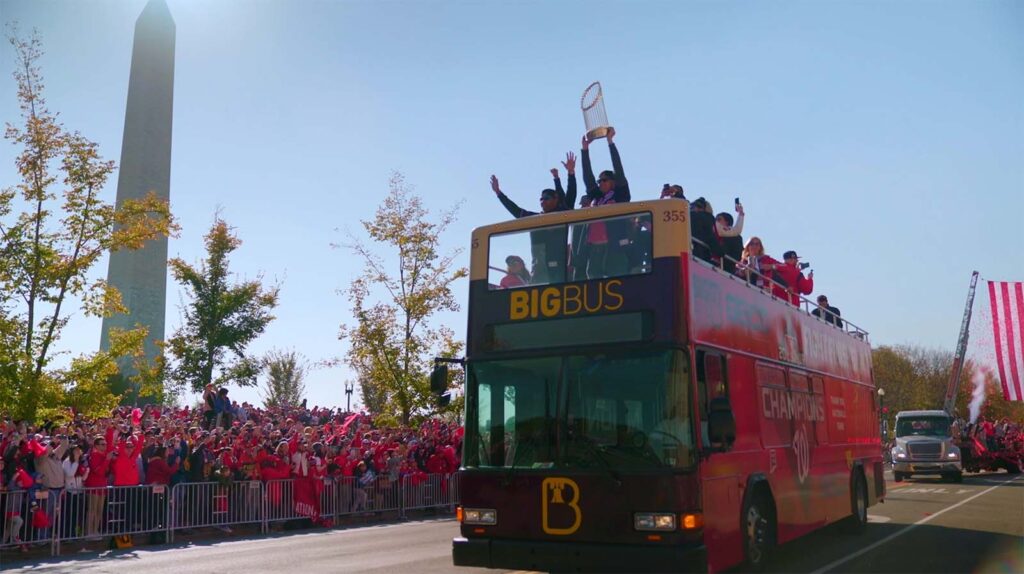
{"left": 895, "top": 416, "right": 951, "bottom": 438}
{"left": 465, "top": 350, "right": 694, "bottom": 471}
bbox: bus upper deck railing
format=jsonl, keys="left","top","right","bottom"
{"left": 691, "top": 237, "right": 869, "bottom": 342}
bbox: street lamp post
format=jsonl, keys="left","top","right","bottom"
{"left": 345, "top": 382, "right": 354, "bottom": 413}
{"left": 877, "top": 387, "right": 887, "bottom": 441}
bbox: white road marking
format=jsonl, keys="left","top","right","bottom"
{"left": 866, "top": 514, "right": 891, "bottom": 523}
{"left": 810, "top": 475, "right": 1022, "bottom": 574}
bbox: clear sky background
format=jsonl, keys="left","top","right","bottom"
{"left": 1, "top": 0, "right": 1021, "bottom": 410}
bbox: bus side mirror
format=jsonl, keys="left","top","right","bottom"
{"left": 430, "top": 364, "right": 448, "bottom": 395}
{"left": 708, "top": 397, "right": 736, "bottom": 451}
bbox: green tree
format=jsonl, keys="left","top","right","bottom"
{"left": 166, "top": 217, "right": 279, "bottom": 393}
{"left": 0, "top": 30, "right": 177, "bottom": 421}
{"left": 872, "top": 344, "right": 1024, "bottom": 427}
{"left": 261, "top": 349, "right": 308, "bottom": 408}
{"left": 340, "top": 172, "right": 466, "bottom": 425}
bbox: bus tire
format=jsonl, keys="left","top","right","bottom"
{"left": 1004, "top": 461, "right": 1021, "bottom": 474}
{"left": 741, "top": 491, "right": 775, "bottom": 572}
{"left": 893, "top": 471, "right": 905, "bottom": 482}
{"left": 842, "top": 472, "right": 868, "bottom": 534}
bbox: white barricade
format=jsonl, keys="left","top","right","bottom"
{"left": 168, "top": 481, "right": 263, "bottom": 541}
{"left": 53, "top": 484, "right": 171, "bottom": 553}
{"left": 0, "top": 473, "right": 462, "bottom": 557}
{"left": 0, "top": 488, "right": 55, "bottom": 552}
{"left": 403, "top": 473, "right": 459, "bottom": 512}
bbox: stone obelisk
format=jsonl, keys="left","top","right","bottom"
{"left": 100, "top": 0, "right": 175, "bottom": 400}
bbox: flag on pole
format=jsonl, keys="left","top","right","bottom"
{"left": 987, "top": 281, "right": 1024, "bottom": 402}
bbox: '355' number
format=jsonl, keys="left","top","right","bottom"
{"left": 662, "top": 210, "right": 687, "bottom": 223}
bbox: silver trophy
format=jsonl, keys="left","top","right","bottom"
{"left": 581, "top": 81, "right": 612, "bottom": 141}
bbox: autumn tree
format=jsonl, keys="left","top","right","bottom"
{"left": 0, "top": 30, "right": 177, "bottom": 421}
{"left": 261, "top": 349, "right": 308, "bottom": 409}
{"left": 340, "top": 172, "right": 466, "bottom": 425}
{"left": 166, "top": 217, "right": 279, "bottom": 394}
{"left": 872, "top": 344, "right": 1024, "bottom": 428}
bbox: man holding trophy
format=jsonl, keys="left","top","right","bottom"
{"left": 579, "top": 81, "right": 630, "bottom": 205}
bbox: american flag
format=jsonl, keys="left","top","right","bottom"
{"left": 988, "top": 281, "right": 1024, "bottom": 402}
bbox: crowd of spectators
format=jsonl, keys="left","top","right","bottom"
{"left": 1, "top": 401, "right": 463, "bottom": 550}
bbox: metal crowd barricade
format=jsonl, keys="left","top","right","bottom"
{"left": 0, "top": 472, "right": 463, "bottom": 558}
{"left": 168, "top": 481, "right": 263, "bottom": 542}
{"left": 403, "top": 473, "right": 459, "bottom": 513}
{"left": 53, "top": 485, "right": 170, "bottom": 554}
{"left": 262, "top": 478, "right": 300, "bottom": 526}
{"left": 0, "top": 488, "right": 55, "bottom": 553}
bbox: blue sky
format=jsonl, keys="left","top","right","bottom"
{"left": 1, "top": 0, "right": 1021, "bottom": 409}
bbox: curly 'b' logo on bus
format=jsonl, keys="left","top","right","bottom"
{"left": 541, "top": 477, "right": 581, "bottom": 535}
{"left": 793, "top": 426, "right": 810, "bottom": 484}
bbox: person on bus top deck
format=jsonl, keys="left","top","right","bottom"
{"left": 581, "top": 126, "right": 629, "bottom": 204}
{"left": 689, "top": 197, "right": 723, "bottom": 263}
{"left": 774, "top": 250, "right": 814, "bottom": 306}
{"left": 489, "top": 171, "right": 572, "bottom": 284}
{"left": 715, "top": 201, "right": 745, "bottom": 273}
{"left": 736, "top": 236, "right": 781, "bottom": 289}
{"left": 661, "top": 184, "right": 687, "bottom": 200}
{"left": 500, "top": 255, "right": 531, "bottom": 289}
{"left": 812, "top": 294, "right": 843, "bottom": 328}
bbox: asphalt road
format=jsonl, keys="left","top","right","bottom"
{"left": 2, "top": 471, "right": 1021, "bottom": 574}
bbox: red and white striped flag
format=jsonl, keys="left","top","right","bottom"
{"left": 988, "top": 281, "right": 1024, "bottom": 402}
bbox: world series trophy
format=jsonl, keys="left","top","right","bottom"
{"left": 580, "top": 81, "right": 612, "bottom": 141}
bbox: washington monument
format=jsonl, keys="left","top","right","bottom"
{"left": 100, "top": 0, "right": 175, "bottom": 398}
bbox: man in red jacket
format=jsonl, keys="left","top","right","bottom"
{"left": 774, "top": 250, "right": 814, "bottom": 306}
{"left": 83, "top": 436, "right": 112, "bottom": 538}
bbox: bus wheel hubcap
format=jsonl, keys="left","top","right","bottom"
{"left": 747, "top": 505, "right": 766, "bottom": 562}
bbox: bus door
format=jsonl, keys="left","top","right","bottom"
{"left": 696, "top": 348, "right": 743, "bottom": 572}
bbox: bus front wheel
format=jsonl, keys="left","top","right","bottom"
{"left": 742, "top": 493, "right": 775, "bottom": 572}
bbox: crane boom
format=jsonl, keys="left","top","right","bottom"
{"left": 943, "top": 271, "right": 980, "bottom": 416}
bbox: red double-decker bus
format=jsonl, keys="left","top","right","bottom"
{"left": 450, "top": 200, "right": 883, "bottom": 573}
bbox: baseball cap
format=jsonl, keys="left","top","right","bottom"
{"left": 505, "top": 255, "right": 524, "bottom": 265}
{"left": 783, "top": 250, "right": 800, "bottom": 260}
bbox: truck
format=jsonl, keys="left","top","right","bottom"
{"left": 890, "top": 410, "right": 962, "bottom": 482}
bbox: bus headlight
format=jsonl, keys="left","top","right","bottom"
{"left": 461, "top": 507, "right": 497, "bottom": 525}
{"left": 947, "top": 451, "right": 959, "bottom": 460}
{"left": 634, "top": 513, "right": 677, "bottom": 531}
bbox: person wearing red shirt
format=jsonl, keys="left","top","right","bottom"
{"left": 146, "top": 446, "right": 179, "bottom": 532}
{"left": 83, "top": 436, "right": 111, "bottom": 538}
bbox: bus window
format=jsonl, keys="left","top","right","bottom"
{"left": 564, "top": 350, "right": 694, "bottom": 469}
{"left": 696, "top": 350, "right": 728, "bottom": 447}
{"left": 466, "top": 357, "right": 560, "bottom": 468}
{"left": 567, "top": 212, "right": 653, "bottom": 281}
{"left": 488, "top": 224, "right": 567, "bottom": 289}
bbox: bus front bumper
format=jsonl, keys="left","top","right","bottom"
{"left": 452, "top": 536, "right": 707, "bottom": 573}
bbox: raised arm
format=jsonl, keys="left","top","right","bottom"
{"left": 491, "top": 175, "right": 533, "bottom": 218}
{"left": 580, "top": 135, "right": 598, "bottom": 196}
{"left": 562, "top": 152, "right": 577, "bottom": 209}
{"left": 606, "top": 127, "right": 630, "bottom": 202}
{"left": 717, "top": 205, "right": 745, "bottom": 237}
{"left": 551, "top": 168, "right": 564, "bottom": 197}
